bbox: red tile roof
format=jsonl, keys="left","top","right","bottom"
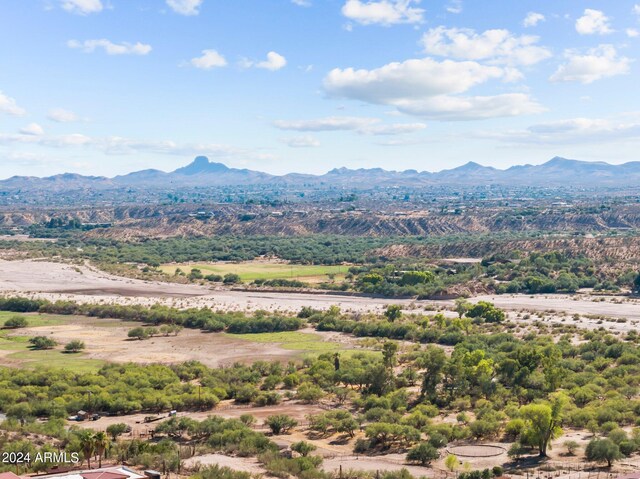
{"left": 0, "top": 473, "right": 23, "bottom": 479}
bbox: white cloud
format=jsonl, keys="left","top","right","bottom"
{"left": 421, "top": 27, "right": 551, "bottom": 66}
{"left": 274, "top": 117, "right": 379, "bottom": 131}
{"left": 325, "top": 58, "right": 504, "bottom": 102}
{"left": 627, "top": 29, "right": 639, "bottom": 38}
{"left": 189, "top": 50, "right": 227, "bottom": 69}
{"left": 166, "top": 0, "right": 203, "bottom": 16}
{"left": 550, "top": 45, "right": 631, "bottom": 84}
{"left": 67, "top": 39, "right": 152, "bottom": 55}
{"left": 363, "top": 123, "right": 426, "bottom": 135}
{"left": 20, "top": 123, "right": 44, "bottom": 136}
{"left": 575, "top": 9, "right": 613, "bottom": 35}
{"left": 47, "top": 108, "right": 78, "bottom": 123}
{"left": 633, "top": 4, "right": 640, "bottom": 15}
{"left": 274, "top": 116, "right": 426, "bottom": 134}
{"left": 291, "top": 0, "right": 311, "bottom": 6}
{"left": 0, "top": 91, "right": 26, "bottom": 116}
{"left": 523, "top": 12, "right": 545, "bottom": 28}
{"left": 393, "top": 94, "right": 545, "bottom": 120}
{"left": 479, "top": 116, "right": 640, "bottom": 145}
{"left": 257, "top": 52, "right": 287, "bottom": 71}
{"left": 341, "top": 0, "right": 424, "bottom": 26}
{"left": 445, "top": 0, "right": 462, "bottom": 14}
{"left": 281, "top": 136, "right": 320, "bottom": 148}
{"left": 323, "top": 58, "right": 544, "bottom": 120}
{"left": 61, "top": 0, "right": 103, "bottom": 15}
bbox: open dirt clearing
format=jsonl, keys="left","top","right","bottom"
{"left": 3, "top": 316, "right": 337, "bottom": 369}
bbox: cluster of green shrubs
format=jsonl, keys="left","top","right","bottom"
{"left": 0, "top": 297, "right": 304, "bottom": 335}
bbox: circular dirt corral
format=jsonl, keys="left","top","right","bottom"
{"left": 447, "top": 445, "right": 506, "bottom": 458}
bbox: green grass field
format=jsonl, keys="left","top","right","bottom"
{"left": 0, "top": 312, "right": 105, "bottom": 372}
{"left": 160, "top": 261, "right": 347, "bottom": 283}
{"left": 226, "top": 331, "right": 343, "bottom": 352}
{"left": 0, "top": 311, "right": 67, "bottom": 328}
{"left": 0, "top": 333, "right": 105, "bottom": 372}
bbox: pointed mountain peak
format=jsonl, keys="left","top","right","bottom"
{"left": 173, "top": 156, "right": 230, "bottom": 175}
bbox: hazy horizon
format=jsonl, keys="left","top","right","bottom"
{"left": 1, "top": 1, "right": 639, "bottom": 178}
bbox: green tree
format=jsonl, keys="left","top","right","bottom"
{"left": 585, "top": 438, "right": 622, "bottom": 467}
{"left": 265, "top": 415, "right": 298, "bottom": 435}
{"left": 454, "top": 298, "right": 472, "bottom": 318}
{"left": 128, "top": 327, "right": 149, "bottom": 340}
{"left": 3, "top": 315, "right": 28, "bottom": 328}
{"left": 291, "top": 441, "right": 317, "bottom": 457}
{"left": 384, "top": 305, "right": 403, "bottom": 322}
{"left": 106, "top": 423, "right": 128, "bottom": 441}
{"left": 382, "top": 341, "right": 399, "bottom": 369}
{"left": 64, "top": 339, "right": 85, "bottom": 353}
{"left": 94, "top": 431, "right": 110, "bottom": 468}
{"left": 406, "top": 442, "right": 439, "bottom": 465}
{"left": 445, "top": 454, "right": 459, "bottom": 472}
{"left": 520, "top": 396, "right": 565, "bottom": 456}
{"left": 223, "top": 273, "right": 241, "bottom": 285}
{"left": 77, "top": 430, "right": 96, "bottom": 469}
{"left": 29, "top": 336, "right": 57, "bottom": 350}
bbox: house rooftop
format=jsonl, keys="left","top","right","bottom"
{"left": 29, "top": 466, "right": 144, "bottom": 479}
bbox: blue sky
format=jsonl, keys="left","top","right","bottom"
{"left": 0, "top": 0, "right": 639, "bottom": 178}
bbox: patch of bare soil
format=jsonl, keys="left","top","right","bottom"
{"left": 7, "top": 318, "right": 300, "bottom": 368}
{"left": 184, "top": 454, "right": 267, "bottom": 475}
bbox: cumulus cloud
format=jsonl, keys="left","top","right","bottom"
{"left": 627, "top": 29, "right": 639, "bottom": 38}
{"left": 189, "top": 50, "right": 227, "bottom": 69}
{"left": 575, "top": 9, "right": 613, "bottom": 35}
{"left": 550, "top": 45, "right": 631, "bottom": 84}
{"left": 324, "top": 58, "right": 504, "bottom": 101}
{"left": 445, "top": 0, "right": 462, "bottom": 14}
{"left": 341, "top": 0, "right": 424, "bottom": 26}
{"left": 291, "top": 0, "right": 311, "bottom": 6}
{"left": 479, "top": 116, "right": 640, "bottom": 145}
{"left": 323, "top": 57, "right": 544, "bottom": 120}
{"left": 67, "top": 39, "right": 152, "bottom": 55}
{"left": 241, "top": 52, "right": 287, "bottom": 71}
{"left": 274, "top": 116, "right": 426, "bottom": 135}
{"left": 166, "top": 0, "right": 203, "bottom": 16}
{"left": 281, "top": 136, "right": 320, "bottom": 148}
{"left": 61, "top": 0, "right": 103, "bottom": 15}
{"left": 523, "top": 12, "right": 545, "bottom": 27}
{"left": 47, "top": 108, "right": 78, "bottom": 123}
{"left": 257, "top": 51, "right": 287, "bottom": 71}
{"left": 421, "top": 27, "right": 551, "bottom": 66}
{"left": 0, "top": 91, "right": 26, "bottom": 116}
{"left": 20, "top": 123, "right": 44, "bottom": 136}
{"left": 634, "top": 4, "right": 640, "bottom": 15}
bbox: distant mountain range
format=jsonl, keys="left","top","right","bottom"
{"left": 2, "top": 156, "right": 640, "bottom": 191}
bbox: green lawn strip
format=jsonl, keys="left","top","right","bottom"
{"left": 0, "top": 311, "right": 67, "bottom": 328}
{"left": 224, "top": 331, "right": 342, "bottom": 352}
{"left": 7, "top": 347, "right": 105, "bottom": 373}
{"left": 160, "top": 263, "right": 346, "bottom": 281}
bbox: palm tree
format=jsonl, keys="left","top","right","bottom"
{"left": 78, "top": 430, "right": 96, "bottom": 469}
{"left": 94, "top": 431, "right": 110, "bottom": 468}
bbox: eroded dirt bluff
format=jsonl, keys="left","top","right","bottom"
{"left": 1, "top": 204, "right": 640, "bottom": 238}
{"left": 374, "top": 236, "right": 640, "bottom": 262}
